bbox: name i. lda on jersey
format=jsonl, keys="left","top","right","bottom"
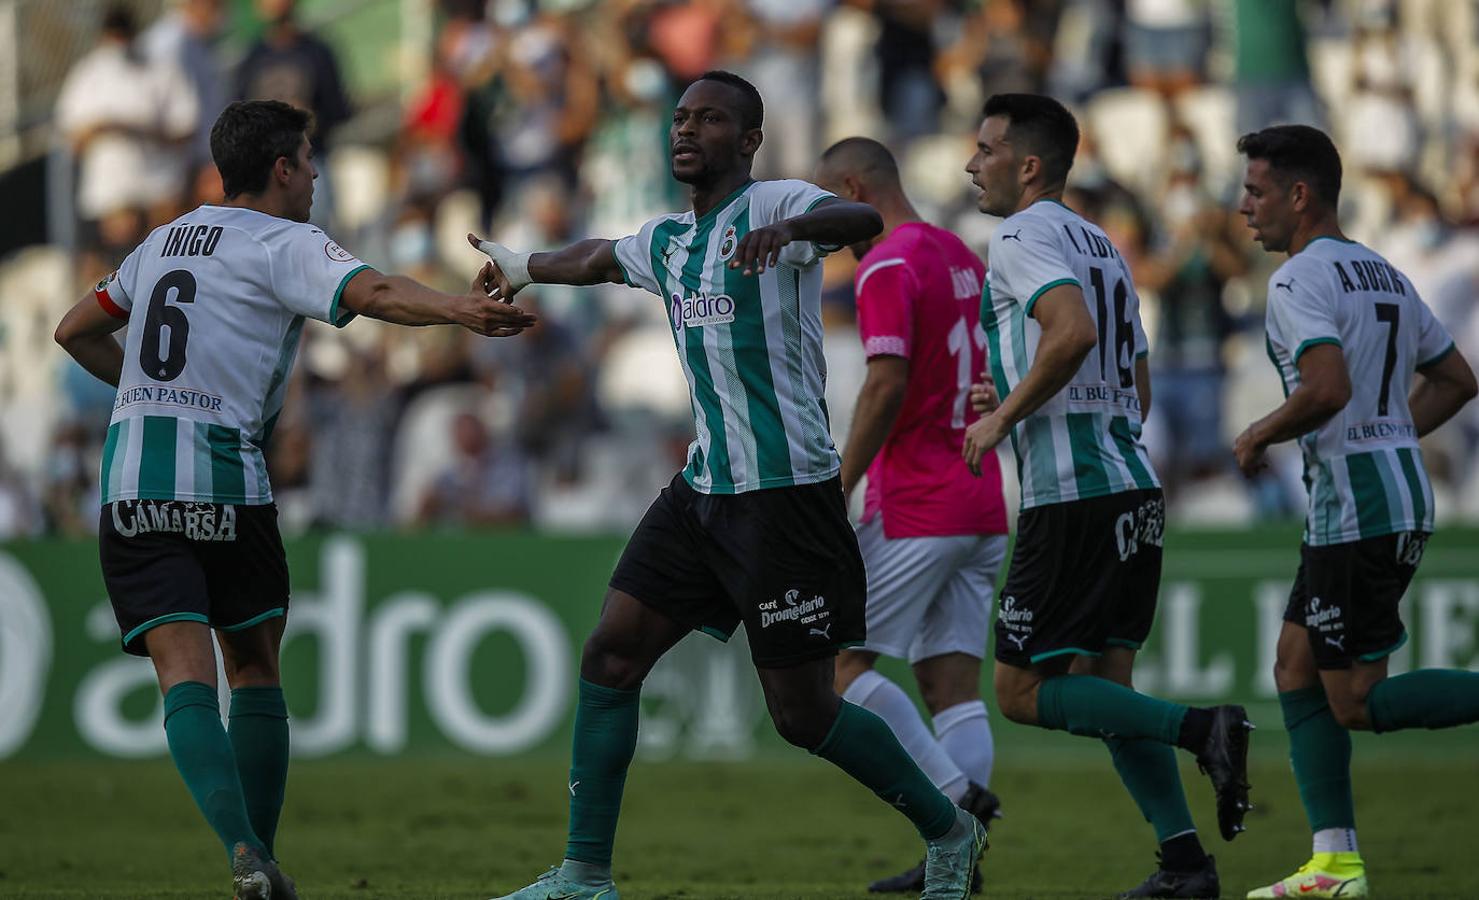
{"left": 111, "top": 500, "right": 237, "bottom": 541}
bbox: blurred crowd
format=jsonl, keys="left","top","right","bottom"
{"left": 5, "top": 0, "right": 1479, "bottom": 540}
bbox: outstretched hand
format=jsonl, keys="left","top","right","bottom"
{"left": 467, "top": 232, "right": 532, "bottom": 298}
{"left": 462, "top": 262, "right": 537, "bottom": 337}
{"left": 728, "top": 222, "right": 796, "bottom": 276}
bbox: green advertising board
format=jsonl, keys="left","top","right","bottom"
{"left": 2, "top": 528, "right": 1477, "bottom": 761}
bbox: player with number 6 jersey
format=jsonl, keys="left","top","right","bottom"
{"left": 1234, "top": 124, "right": 1479, "bottom": 900}
{"left": 961, "top": 94, "right": 1254, "bottom": 900}
{"left": 53, "top": 100, "right": 535, "bottom": 899}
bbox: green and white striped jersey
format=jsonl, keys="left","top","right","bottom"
{"left": 95, "top": 205, "right": 365, "bottom": 506}
{"left": 981, "top": 199, "right": 1160, "bottom": 510}
{"left": 613, "top": 179, "right": 840, "bottom": 494}
{"left": 1264, "top": 236, "right": 1453, "bottom": 545}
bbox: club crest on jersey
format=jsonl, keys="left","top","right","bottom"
{"left": 323, "top": 240, "right": 355, "bottom": 263}
{"left": 670, "top": 291, "right": 735, "bottom": 331}
{"left": 719, "top": 226, "right": 738, "bottom": 261}
{"left": 94, "top": 272, "right": 116, "bottom": 293}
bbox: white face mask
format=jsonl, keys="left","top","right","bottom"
{"left": 624, "top": 59, "right": 667, "bottom": 104}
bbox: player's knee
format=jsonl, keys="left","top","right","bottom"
{"left": 833, "top": 653, "right": 874, "bottom": 695}
{"left": 1329, "top": 696, "right": 1373, "bottom": 731}
{"left": 993, "top": 679, "right": 1036, "bottom": 725}
{"left": 224, "top": 656, "right": 280, "bottom": 688}
{"left": 768, "top": 701, "right": 831, "bottom": 749}
{"left": 579, "top": 631, "right": 648, "bottom": 690}
{"left": 1272, "top": 654, "right": 1317, "bottom": 693}
{"left": 918, "top": 679, "right": 975, "bottom": 715}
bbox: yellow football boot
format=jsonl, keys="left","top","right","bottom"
{"left": 1247, "top": 852, "right": 1367, "bottom": 898}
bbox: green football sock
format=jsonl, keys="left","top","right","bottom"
{"left": 163, "top": 681, "right": 261, "bottom": 858}
{"left": 1366, "top": 669, "right": 1479, "bottom": 733}
{"left": 813, "top": 701, "right": 958, "bottom": 841}
{"left": 228, "top": 687, "right": 290, "bottom": 858}
{"left": 1280, "top": 686, "right": 1354, "bottom": 831}
{"left": 1105, "top": 737, "right": 1197, "bottom": 843}
{"left": 1037, "top": 675, "right": 1187, "bottom": 745}
{"left": 564, "top": 679, "right": 640, "bottom": 869}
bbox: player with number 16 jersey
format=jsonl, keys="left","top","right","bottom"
{"left": 963, "top": 94, "right": 1252, "bottom": 900}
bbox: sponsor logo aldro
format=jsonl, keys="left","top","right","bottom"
{"left": 669, "top": 291, "right": 736, "bottom": 331}
{"left": 759, "top": 588, "right": 826, "bottom": 629}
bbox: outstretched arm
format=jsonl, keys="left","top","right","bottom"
{"left": 729, "top": 198, "right": 882, "bottom": 275}
{"left": 467, "top": 233, "right": 625, "bottom": 298}
{"left": 340, "top": 263, "right": 538, "bottom": 336}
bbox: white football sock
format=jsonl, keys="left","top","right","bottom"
{"left": 843, "top": 669, "right": 968, "bottom": 802}
{"left": 933, "top": 700, "right": 995, "bottom": 788}
{"left": 1312, "top": 827, "right": 1359, "bottom": 854}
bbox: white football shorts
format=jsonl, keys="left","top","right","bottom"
{"left": 855, "top": 517, "right": 1008, "bottom": 663}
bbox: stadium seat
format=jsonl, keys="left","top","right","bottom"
{"left": 1083, "top": 88, "right": 1169, "bottom": 194}
{"left": 1172, "top": 86, "right": 1239, "bottom": 194}
{"left": 328, "top": 144, "right": 391, "bottom": 235}
{"left": 386, "top": 382, "right": 490, "bottom": 523}
{"left": 0, "top": 246, "right": 74, "bottom": 475}
{"left": 595, "top": 325, "right": 691, "bottom": 421}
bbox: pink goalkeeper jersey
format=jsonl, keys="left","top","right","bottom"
{"left": 856, "top": 222, "right": 1007, "bottom": 538}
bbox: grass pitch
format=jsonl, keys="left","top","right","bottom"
{"left": 2, "top": 753, "right": 1476, "bottom": 899}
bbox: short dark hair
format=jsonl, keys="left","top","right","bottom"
{"left": 210, "top": 100, "right": 313, "bottom": 199}
{"left": 981, "top": 93, "right": 1079, "bottom": 187}
{"left": 695, "top": 70, "right": 763, "bottom": 131}
{"left": 101, "top": 3, "right": 137, "bottom": 39}
{"left": 1236, "top": 124, "right": 1342, "bottom": 207}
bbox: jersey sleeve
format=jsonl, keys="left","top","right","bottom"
{"left": 855, "top": 257, "right": 915, "bottom": 359}
{"left": 95, "top": 244, "right": 145, "bottom": 319}
{"left": 990, "top": 218, "right": 1079, "bottom": 317}
{"left": 1414, "top": 297, "right": 1456, "bottom": 368}
{"left": 266, "top": 226, "right": 368, "bottom": 327}
{"left": 1266, "top": 263, "right": 1340, "bottom": 363}
{"left": 748, "top": 179, "right": 839, "bottom": 268}
{"left": 612, "top": 216, "right": 671, "bottom": 298}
